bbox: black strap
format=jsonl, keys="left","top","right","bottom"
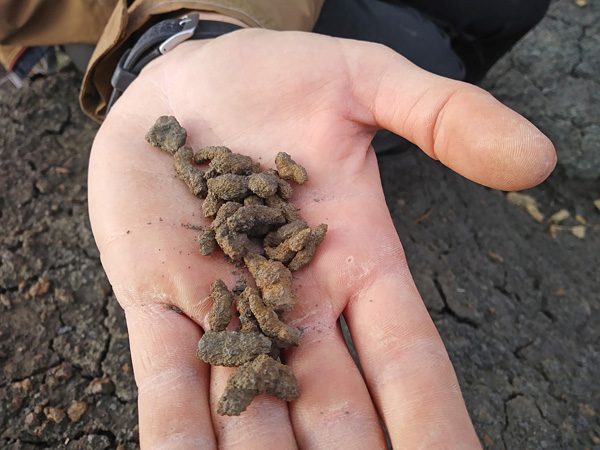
{"left": 107, "top": 13, "right": 241, "bottom": 113}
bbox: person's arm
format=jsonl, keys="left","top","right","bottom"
{"left": 81, "top": 0, "right": 325, "bottom": 121}
{"left": 0, "top": 0, "right": 115, "bottom": 73}
{"left": 0, "top": 0, "right": 115, "bottom": 46}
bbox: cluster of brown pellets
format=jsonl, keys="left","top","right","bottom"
{"left": 146, "top": 116, "right": 327, "bottom": 415}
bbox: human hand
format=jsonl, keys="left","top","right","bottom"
{"left": 89, "top": 29, "right": 555, "bottom": 449}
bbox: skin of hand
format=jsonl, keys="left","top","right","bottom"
{"left": 89, "top": 29, "right": 555, "bottom": 449}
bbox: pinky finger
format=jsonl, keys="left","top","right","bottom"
{"left": 344, "top": 275, "right": 482, "bottom": 449}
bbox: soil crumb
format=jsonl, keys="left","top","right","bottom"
{"left": 208, "top": 279, "right": 234, "bottom": 332}
{"left": 197, "top": 331, "right": 272, "bottom": 367}
{"left": 244, "top": 253, "right": 296, "bottom": 312}
{"left": 146, "top": 118, "right": 326, "bottom": 416}
{"left": 145, "top": 116, "right": 187, "bottom": 154}
{"left": 243, "top": 287, "right": 301, "bottom": 348}
{"left": 275, "top": 152, "right": 308, "bottom": 185}
{"left": 217, "top": 354, "right": 300, "bottom": 416}
{"left": 174, "top": 146, "right": 207, "bottom": 197}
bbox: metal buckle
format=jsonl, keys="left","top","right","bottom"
{"left": 158, "top": 13, "right": 200, "bottom": 54}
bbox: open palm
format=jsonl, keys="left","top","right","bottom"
{"left": 89, "top": 29, "right": 554, "bottom": 449}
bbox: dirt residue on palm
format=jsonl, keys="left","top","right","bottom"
{"left": 146, "top": 116, "right": 327, "bottom": 415}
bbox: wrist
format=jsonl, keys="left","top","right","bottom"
{"left": 107, "top": 13, "right": 242, "bottom": 114}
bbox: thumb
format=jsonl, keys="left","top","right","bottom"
{"left": 346, "top": 39, "right": 556, "bottom": 191}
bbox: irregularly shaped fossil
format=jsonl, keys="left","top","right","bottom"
{"left": 206, "top": 202, "right": 249, "bottom": 260}
{"left": 214, "top": 226, "right": 249, "bottom": 261}
{"left": 211, "top": 202, "right": 243, "bottom": 230}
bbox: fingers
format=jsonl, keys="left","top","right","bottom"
{"left": 298, "top": 188, "right": 480, "bottom": 448}
{"left": 343, "top": 39, "right": 556, "bottom": 191}
{"left": 343, "top": 274, "right": 482, "bottom": 449}
{"left": 285, "top": 318, "right": 388, "bottom": 449}
{"left": 125, "top": 303, "right": 216, "bottom": 449}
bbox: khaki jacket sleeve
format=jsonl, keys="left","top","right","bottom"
{"left": 0, "top": 0, "right": 117, "bottom": 45}
{"left": 0, "top": 0, "right": 324, "bottom": 121}
{"left": 82, "top": 0, "right": 324, "bottom": 121}
{"left": 0, "top": 0, "right": 117, "bottom": 69}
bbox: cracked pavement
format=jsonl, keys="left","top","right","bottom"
{"left": 1, "top": 0, "right": 598, "bottom": 448}
{"left": 0, "top": 73, "right": 138, "bottom": 449}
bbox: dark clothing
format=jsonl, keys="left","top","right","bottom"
{"left": 314, "top": 0, "right": 551, "bottom": 83}
{"left": 312, "top": 0, "right": 551, "bottom": 152}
